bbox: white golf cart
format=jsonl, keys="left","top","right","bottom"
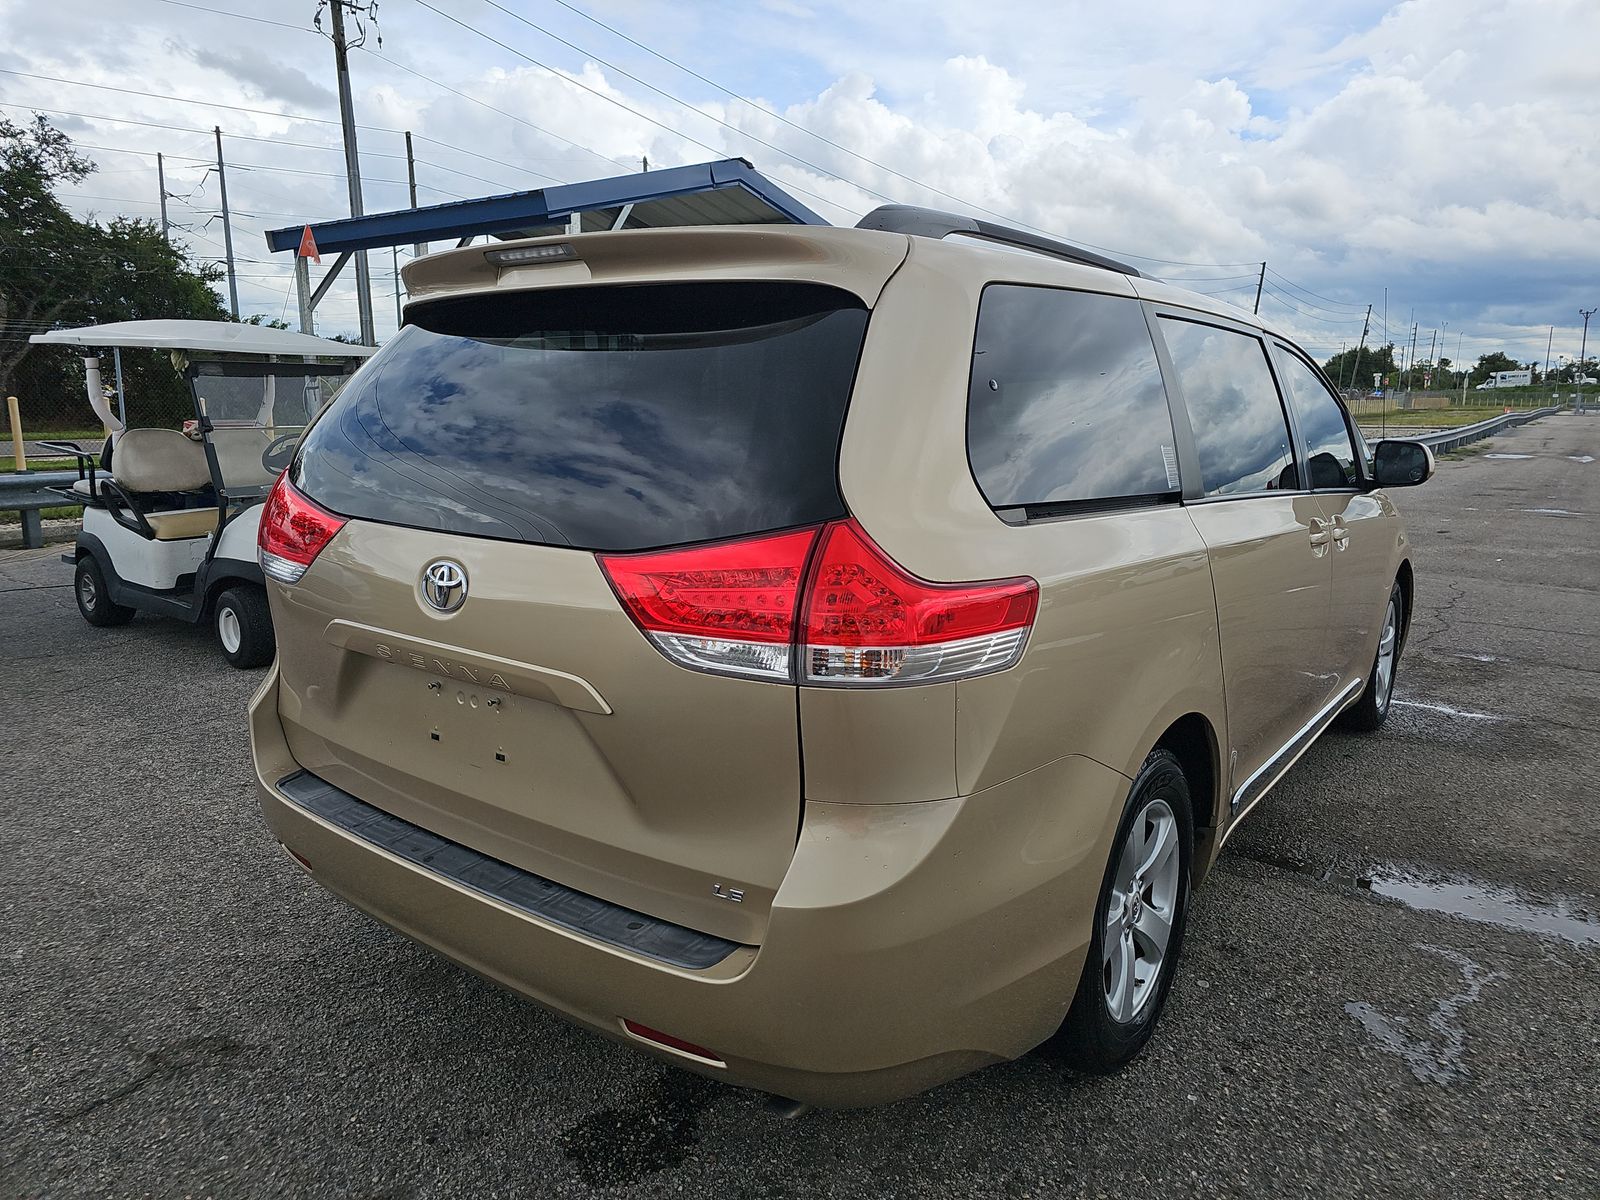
{"left": 31, "top": 320, "right": 374, "bottom": 667}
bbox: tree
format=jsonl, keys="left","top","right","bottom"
{"left": 1322, "top": 343, "right": 1399, "bottom": 391}
{"left": 0, "top": 114, "right": 228, "bottom": 427}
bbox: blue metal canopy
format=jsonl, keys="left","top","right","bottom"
{"left": 264, "top": 158, "right": 827, "bottom": 256}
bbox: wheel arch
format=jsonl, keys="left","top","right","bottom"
{"left": 1395, "top": 558, "right": 1414, "bottom": 650}
{"left": 200, "top": 562, "right": 268, "bottom": 618}
{"left": 1151, "top": 712, "right": 1222, "bottom": 888}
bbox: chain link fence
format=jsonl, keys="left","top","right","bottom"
{"left": 2, "top": 341, "right": 193, "bottom": 441}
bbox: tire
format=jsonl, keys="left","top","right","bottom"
{"left": 214, "top": 585, "right": 276, "bottom": 669}
{"left": 74, "top": 554, "right": 136, "bottom": 627}
{"left": 1047, "top": 748, "right": 1194, "bottom": 1074}
{"left": 1338, "top": 580, "right": 1404, "bottom": 732}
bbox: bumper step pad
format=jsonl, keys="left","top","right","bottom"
{"left": 277, "top": 769, "right": 743, "bottom": 970}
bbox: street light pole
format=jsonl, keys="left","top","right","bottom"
{"left": 1578, "top": 308, "right": 1595, "bottom": 414}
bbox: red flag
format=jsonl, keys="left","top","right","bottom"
{"left": 296, "top": 224, "right": 321, "bottom": 264}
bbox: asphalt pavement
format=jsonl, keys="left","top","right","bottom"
{"left": 2, "top": 413, "right": 1596, "bottom": 1199}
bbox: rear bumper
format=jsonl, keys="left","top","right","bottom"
{"left": 249, "top": 665, "right": 1129, "bottom": 1107}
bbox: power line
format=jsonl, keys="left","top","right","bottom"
{"left": 0, "top": 67, "right": 404, "bottom": 133}
{"left": 408, "top": 0, "right": 862, "bottom": 220}
{"left": 151, "top": 0, "right": 306, "bottom": 32}
{"left": 353, "top": 48, "right": 625, "bottom": 177}
{"left": 487, "top": 0, "right": 1262, "bottom": 269}
{"left": 1263, "top": 267, "right": 1368, "bottom": 311}
{"left": 1259, "top": 286, "right": 1370, "bottom": 326}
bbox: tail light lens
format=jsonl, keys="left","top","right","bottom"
{"left": 599, "top": 526, "right": 820, "bottom": 680}
{"left": 601, "top": 518, "right": 1037, "bottom": 686}
{"left": 259, "top": 473, "right": 346, "bottom": 584}
{"left": 800, "top": 519, "right": 1037, "bottom": 685}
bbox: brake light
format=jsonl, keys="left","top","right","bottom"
{"left": 599, "top": 526, "right": 820, "bottom": 680}
{"left": 259, "top": 473, "right": 346, "bottom": 584}
{"left": 800, "top": 519, "right": 1037, "bottom": 684}
{"left": 601, "top": 519, "right": 1037, "bottom": 685}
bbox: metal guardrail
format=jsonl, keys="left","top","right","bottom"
{"left": 1409, "top": 406, "right": 1564, "bottom": 455}
{"left": 0, "top": 469, "right": 79, "bottom": 549}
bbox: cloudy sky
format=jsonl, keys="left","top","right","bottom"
{"left": 2, "top": 0, "right": 1596, "bottom": 369}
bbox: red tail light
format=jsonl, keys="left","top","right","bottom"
{"left": 800, "top": 519, "right": 1037, "bottom": 684}
{"left": 601, "top": 518, "right": 1036, "bottom": 685}
{"left": 259, "top": 473, "right": 346, "bottom": 585}
{"left": 599, "top": 526, "right": 820, "bottom": 680}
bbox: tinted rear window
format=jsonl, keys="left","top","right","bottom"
{"left": 967, "top": 285, "right": 1180, "bottom": 509}
{"left": 291, "top": 283, "right": 868, "bottom": 551}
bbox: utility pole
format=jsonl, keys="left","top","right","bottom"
{"left": 642, "top": 155, "right": 649, "bottom": 172}
{"left": 392, "top": 246, "right": 402, "bottom": 327}
{"left": 404, "top": 130, "right": 427, "bottom": 260}
{"left": 1343, "top": 304, "right": 1372, "bottom": 392}
{"left": 327, "top": 0, "right": 376, "bottom": 345}
{"left": 1405, "top": 323, "right": 1419, "bottom": 401}
{"left": 1543, "top": 325, "right": 1554, "bottom": 393}
{"left": 1425, "top": 328, "right": 1437, "bottom": 385}
{"left": 1253, "top": 261, "right": 1266, "bottom": 314}
{"left": 1579, "top": 308, "right": 1596, "bottom": 413}
{"left": 156, "top": 152, "right": 170, "bottom": 243}
{"left": 214, "top": 127, "right": 239, "bottom": 319}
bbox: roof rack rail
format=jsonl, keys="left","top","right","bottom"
{"left": 855, "top": 204, "right": 1143, "bottom": 278}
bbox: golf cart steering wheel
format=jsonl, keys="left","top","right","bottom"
{"left": 261, "top": 432, "right": 299, "bottom": 474}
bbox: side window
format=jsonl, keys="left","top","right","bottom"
{"left": 967, "top": 286, "right": 1180, "bottom": 509}
{"left": 1275, "top": 346, "right": 1361, "bottom": 488}
{"left": 1159, "top": 318, "right": 1297, "bottom": 497}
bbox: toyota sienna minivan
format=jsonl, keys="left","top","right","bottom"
{"left": 250, "top": 205, "right": 1434, "bottom": 1108}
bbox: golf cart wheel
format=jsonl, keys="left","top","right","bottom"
{"left": 214, "top": 585, "right": 275, "bottom": 669}
{"left": 75, "top": 555, "right": 135, "bottom": 627}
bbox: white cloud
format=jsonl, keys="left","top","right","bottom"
{"left": 0, "top": 0, "right": 1593, "bottom": 363}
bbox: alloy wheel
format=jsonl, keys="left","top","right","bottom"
{"left": 1103, "top": 796, "right": 1180, "bottom": 1024}
{"left": 1374, "top": 598, "right": 1398, "bottom": 713}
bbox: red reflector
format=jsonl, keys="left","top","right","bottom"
{"left": 259, "top": 473, "right": 346, "bottom": 583}
{"left": 621, "top": 1019, "right": 724, "bottom": 1065}
{"left": 283, "top": 845, "right": 313, "bottom": 871}
{"left": 800, "top": 518, "right": 1037, "bottom": 647}
{"left": 599, "top": 526, "right": 819, "bottom": 643}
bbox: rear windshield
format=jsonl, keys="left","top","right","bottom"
{"left": 290, "top": 282, "right": 869, "bottom": 551}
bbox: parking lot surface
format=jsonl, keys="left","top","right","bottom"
{"left": 3, "top": 414, "right": 1597, "bottom": 1199}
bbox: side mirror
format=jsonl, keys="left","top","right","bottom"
{"left": 1371, "top": 439, "right": 1435, "bottom": 488}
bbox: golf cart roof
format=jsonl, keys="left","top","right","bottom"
{"left": 29, "top": 320, "right": 376, "bottom": 358}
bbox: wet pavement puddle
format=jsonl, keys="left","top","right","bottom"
{"left": 1228, "top": 850, "right": 1600, "bottom": 949}
{"left": 1360, "top": 868, "right": 1600, "bottom": 949}
{"left": 1345, "top": 943, "right": 1506, "bottom": 1084}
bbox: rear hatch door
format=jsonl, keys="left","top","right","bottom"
{"left": 271, "top": 278, "right": 875, "bottom": 944}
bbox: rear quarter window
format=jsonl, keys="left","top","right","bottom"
{"left": 966, "top": 285, "right": 1180, "bottom": 511}
{"left": 290, "top": 282, "right": 869, "bottom": 551}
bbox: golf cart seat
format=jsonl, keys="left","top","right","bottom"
{"left": 106, "top": 428, "right": 212, "bottom": 492}
{"left": 78, "top": 428, "right": 220, "bottom": 541}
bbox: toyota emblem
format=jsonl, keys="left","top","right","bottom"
{"left": 421, "top": 560, "right": 468, "bottom": 613}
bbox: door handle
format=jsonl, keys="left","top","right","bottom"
{"left": 1330, "top": 515, "right": 1350, "bottom": 549}
{"left": 1308, "top": 517, "right": 1331, "bottom": 549}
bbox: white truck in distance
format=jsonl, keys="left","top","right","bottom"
{"left": 1476, "top": 369, "right": 1533, "bottom": 390}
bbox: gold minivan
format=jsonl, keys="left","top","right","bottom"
{"left": 250, "top": 206, "right": 1433, "bottom": 1107}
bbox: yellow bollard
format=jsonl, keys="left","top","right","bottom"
{"left": 6, "top": 395, "right": 24, "bottom": 472}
